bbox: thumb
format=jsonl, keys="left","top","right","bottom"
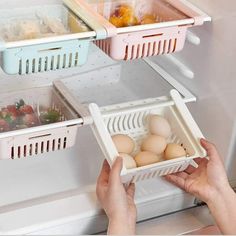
{"left": 109, "top": 156, "right": 123, "bottom": 184}
{"left": 200, "top": 139, "right": 221, "bottom": 163}
{"left": 126, "top": 183, "right": 135, "bottom": 199}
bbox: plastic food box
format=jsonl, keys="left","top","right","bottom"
{"left": 89, "top": 90, "right": 207, "bottom": 183}
{"left": 0, "top": 3, "right": 107, "bottom": 75}
{"left": 0, "top": 81, "right": 88, "bottom": 159}
{"left": 74, "top": 0, "right": 211, "bottom": 60}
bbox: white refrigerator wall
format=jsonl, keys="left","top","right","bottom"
{"left": 152, "top": 0, "right": 236, "bottom": 185}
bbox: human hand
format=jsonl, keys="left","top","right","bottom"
{"left": 96, "top": 157, "right": 136, "bottom": 235}
{"left": 165, "top": 139, "right": 230, "bottom": 204}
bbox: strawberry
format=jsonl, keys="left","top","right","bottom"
{"left": 0, "top": 119, "right": 10, "bottom": 132}
{"left": 23, "top": 114, "right": 39, "bottom": 127}
{"left": 1, "top": 108, "right": 17, "bottom": 122}
{"left": 7, "top": 105, "right": 21, "bottom": 116}
{"left": 20, "top": 105, "right": 34, "bottom": 114}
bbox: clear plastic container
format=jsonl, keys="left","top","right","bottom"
{"left": 0, "top": 3, "right": 107, "bottom": 74}
{"left": 0, "top": 5, "right": 91, "bottom": 42}
{"left": 0, "top": 81, "right": 87, "bottom": 159}
{"left": 75, "top": 0, "right": 211, "bottom": 60}
{"left": 88, "top": 0, "right": 190, "bottom": 28}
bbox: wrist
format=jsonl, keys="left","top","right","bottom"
{"left": 205, "top": 185, "right": 236, "bottom": 235}
{"left": 108, "top": 217, "right": 136, "bottom": 235}
{"left": 109, "top": 210, "right": 136, "bottom": 224}
{"left": 206, "top": 184, "right": 235, "bottom": 208}
{"left": 110, "top": 214, "right": 136, "bottom": 227}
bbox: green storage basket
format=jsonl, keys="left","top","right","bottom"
{"left": 0, "top": 4, "right": 107, "bottom": 75}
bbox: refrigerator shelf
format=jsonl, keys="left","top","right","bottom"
{"left": 89, "top": 89, "right": 206, "bottom": 183}
{"left": 0, "top": 80, "right": 86, "bottom": 159}
{"left": 71, "top": 0, "right": 211, "bottom": 60}
{"left": 0, "top": 4, "right": 107, "bottom": 75}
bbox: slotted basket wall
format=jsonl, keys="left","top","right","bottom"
{"left": 95, "top": 25, "right": 187, "bottom": 60}
{"left": 2, "top": 39, "right": 90, "bottom": 75}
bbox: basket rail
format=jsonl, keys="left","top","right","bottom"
{"left": 89, "top": 103, "right": 119, "bottom": 166}
{"left": 170, "top": 90, "right": 207, "bottom": 157}
{"left": 63, "top": 0, "right": 110, "bottom": 40}
{"left": 166, "top": 0, "right": 211, "bottom": 25}
{"left": 53, "top": 80, "right": 92, "bottom": 124}
{"left": 63, "top": 0, "right": 117, "bottom": 39}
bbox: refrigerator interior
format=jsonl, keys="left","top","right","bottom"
{"left": 0, "top": 43, "right": 198, "bottom": 234}
{"left": 1, "top": 0, "right": 236, "bottom": 234}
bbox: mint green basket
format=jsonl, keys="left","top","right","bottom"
{"left": 0, "top": 4, "right": 107, "bottom": 75}
{"left": 1, "top": 39, "right": 90, "bottom": 75}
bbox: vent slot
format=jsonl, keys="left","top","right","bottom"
{"left": 143, "top": 33, "right": 163, "bottom": 38}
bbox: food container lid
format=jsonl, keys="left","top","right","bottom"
{"left": 0, "top": 3, "right": 107, "bottom": 50}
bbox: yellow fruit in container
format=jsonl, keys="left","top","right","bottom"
{"left": 109, "top": 4, "right": 138, "bottom": 27}
{"left": 119, "top": 5, "right": 133, "bottom": 16}
{"left": 141, "top": 14, "right": 157, "bottom": 25}
{"left": 164, "top": 143, "right": 187, "bottom": 160}
{"left": 122, "top": 14, "right": 139, "bottom": 27}
{"left": 109, "top": 16, "right": 124, "bottom": 27}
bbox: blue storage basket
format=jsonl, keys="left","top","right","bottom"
{"left": 0, "top": 4, "right": 107, "bottom": 75}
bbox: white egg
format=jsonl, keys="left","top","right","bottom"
{"left": 134, "top": 151, "right": 161, "bottom": 167}
{"left": 112, "top": 134, "right": 135, "bottom": 154}
{"left": 149, "top": 115, "right": 171, "bottom": 138}
{"left": 141, "top": 135, "right": 167, "bottom": 155}
{"left": 164, "top": 143, "right": 186, "bottom": 160}
{"left": 119, "top": 153, "right": 137, "bottom": 169}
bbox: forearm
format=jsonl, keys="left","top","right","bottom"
{"left": 207, "top": 186, "right": 236, "bottom": 235}
{"left": 108, "top": 217, "right": 136, "bottom": 235}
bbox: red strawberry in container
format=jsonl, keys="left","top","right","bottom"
{"left": 1, "top": 107, "right": 17, "bottom": 122}
{"left": 19, "top": 105, "right": 34, "bottom": 114}
{"left": 0, "top": 119, "right": 10, "bottom": 133}
{"left": 7, "top": 105, "right": 21, "bottom": 117}
{"left": 22, "top": 114, "right": 40, "bottom": 127}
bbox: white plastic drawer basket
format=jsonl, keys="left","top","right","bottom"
{"left": 74, "top": 0, "right": 211, "bottom": 60}
{"left": 89, "top": 90, "right": 207, "bottom": 183}
{"left": 0, "top": 4, "right": 107, "bottom": 75}
{"left": 0, "top": 81, "right": 87, "bottom": 159}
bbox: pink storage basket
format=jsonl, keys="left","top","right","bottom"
{"left": 95, "top": 27, "right": 187, "bottom": 60}
{"left": 74, "top": 0, "right": 210, "bottom": 60}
